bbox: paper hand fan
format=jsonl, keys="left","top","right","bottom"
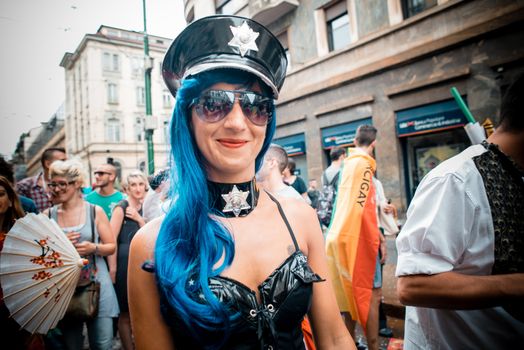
{"left": 0, "top": 213, "right": 88, "bottom": 334}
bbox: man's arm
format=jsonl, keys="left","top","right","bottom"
{"left": 398, "top": 272, "right": 524, "bottom": 309}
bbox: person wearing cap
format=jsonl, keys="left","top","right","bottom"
{"left": 128, "top": 15, "right": 354, "bottom": 349}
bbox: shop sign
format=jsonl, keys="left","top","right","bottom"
{"left": 273, "top": 134, "right": 306, "bottom": 156}
{"left": 321, "top": 117, "right": 372, "bottom": 149}
{"left": 397, "top": 99, "right": 468, "bottom": 137}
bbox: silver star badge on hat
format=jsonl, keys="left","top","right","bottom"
{"left": 222, "top": 185, "right": 251, "bottom": 217}
{"left": 228, "top": 21, "right": 259, "bottom": 57}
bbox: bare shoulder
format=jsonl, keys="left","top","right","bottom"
{"left": 93, "top": 204, "right": 107, "bottom": 218}
{"left": 274, "top": 197, "right": 322, "bottom": 246}
{"left": 277, "top": 197, "right": 316, "bottom": 219}
{"left": 131, "top": 216, "right": 163, "bottom": 256}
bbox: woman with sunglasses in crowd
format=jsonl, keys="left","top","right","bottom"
{"left": 128, "top": 15, "right": 354, "bottom": 350}
{"left": 45, "top": 160, "right": 118, "bottom": 350}
{"left": 108, "top": 171, "right": 148, "bottom": 350}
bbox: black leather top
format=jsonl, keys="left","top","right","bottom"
{"left": 151, "top": 193, "right": 324, "bottom": 349}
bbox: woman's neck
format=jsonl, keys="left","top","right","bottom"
{"left": 61, "top": 192, "right": 83, "bottom": 210}
{"left": 207, "top": 177, "right": 259, "bottom": 218}
{"left": 207, "top": 173, "right": 255, "bottom": 184}
{"left": 127, "top": 196, "right": 142, "bottom": 209}
{"left": 205, "top": 164, "right": 256, "bottom": 184}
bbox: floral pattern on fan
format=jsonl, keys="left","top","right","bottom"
{"left": 30, "top": 237, "right": 65, "bottom": 281}
{"left": 28, "top": 237, "right": 65, "bottom": 302}
{"left": 0, "top": 213, "right": 88, "bottom": 334}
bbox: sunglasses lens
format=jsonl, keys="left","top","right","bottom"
{"left": 240, "top": 94, "right": 272, "bottom": 126}
{"left": 193, "top": 90, "right": 273, "bottom": 125}
{"left": 195, "top": 91, "right": 233, "bottom": 123}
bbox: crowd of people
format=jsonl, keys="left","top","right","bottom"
{"left": 0, "top": 150, "right": 172, "bottom": 349}
{"left": 0, "top": 13, "right": 522, "bottom": 350}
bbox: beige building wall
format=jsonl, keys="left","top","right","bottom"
{"left": 183, "top": 0, "right": 524, "bottom": 217}
{"left": 61, "top": 26, "right": 174, "bottom": 184}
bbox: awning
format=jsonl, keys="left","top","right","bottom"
{"left": 273, "top": 133, "right": 305, "bottom": 156}
{"left": 321, "top": 117, "right": 372, "bottom": 149}
{"left": 396, "top": 99, "right": 468, "bottom": 137}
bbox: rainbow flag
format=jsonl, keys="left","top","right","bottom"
{"left": 325, "top": 148, "right": 380, "bottom": 331}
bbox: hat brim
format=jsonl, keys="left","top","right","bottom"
{"left": 171, "top": 55, "right": 279, "bottom": 99}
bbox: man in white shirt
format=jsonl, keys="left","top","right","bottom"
{"left": 396, "top": 75, "right": 524, "bottom": 349}
{"left": 256, "top": 144, "right": 304, "bottom": 201}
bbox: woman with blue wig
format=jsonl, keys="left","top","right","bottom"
{"left": 128, "top": 15, "right": 354, "bottom": 350}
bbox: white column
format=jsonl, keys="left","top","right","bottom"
{"left": 347, "top": 0, "right": 359, "bottom": 43}
{"left": 388, "top": 0, "right": 403, "bottom": 26}
{"left": 194, "top": 0, "right": 216, "bottom": 19}
{"left": 314, "top": 9, "right": 329, "bottom": 57}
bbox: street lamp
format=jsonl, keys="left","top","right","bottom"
{"left": 142, "top": 0, "right": 155, "bottom": 175}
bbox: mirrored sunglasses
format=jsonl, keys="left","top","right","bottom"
{"left": 190, "top": 89, "right": 274, "bottom": 126}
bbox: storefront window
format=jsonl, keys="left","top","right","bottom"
{"left": 321, "top": 117, "right": 372, "bottom": 167}
{"left": 273, "top": 133, "right": 308, "bottom": 183}
{"left": 400, "top": 126, "right": 469, "bottom": 201}
{"left": 397, "top": 98, "right": 471, "bottom": 201}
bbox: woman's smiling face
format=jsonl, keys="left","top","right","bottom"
{"left": 48, "top": 176, "right": 79, "bottom": 204}
{"left": 191, "top": 82, "right": 267, "bottom": 183}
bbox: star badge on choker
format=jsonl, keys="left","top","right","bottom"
{"left": 228, "top": 21, "right": 259, "bottom": 57}
{"left": 222, "top": 185, "right": 251, "bottom": 217}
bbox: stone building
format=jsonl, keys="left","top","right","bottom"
{"left": 184, "top": 0, "right": 524, "bottom": 217}
{"left": 60, "top": 26, "right": 173, "bottom": 184}
{"left": 18, "top": 105, "right": 66, "bottom": 178}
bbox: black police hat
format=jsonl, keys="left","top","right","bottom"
{"left": 162, "top": 15, "right": 287, "bottom": 99}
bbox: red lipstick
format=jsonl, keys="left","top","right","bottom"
{"left": 217, "top": 139, "right": 247, "bottom": 148}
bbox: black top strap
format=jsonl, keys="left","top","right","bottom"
{"left": 265, "top": 191, "right": 300, "bottom": 252}
{"left": 89, "top": 203, "right": 97, "bottom": 271}
{"left": 322, "top": 172, "right": 328, "bottom": 186}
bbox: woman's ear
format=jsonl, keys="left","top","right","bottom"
{"left": 74, "top": 181, "right": 83, "bottom": 192}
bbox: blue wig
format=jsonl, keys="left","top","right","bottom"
{"left": 155, "top": 69, "right": 276, "bottom": 347}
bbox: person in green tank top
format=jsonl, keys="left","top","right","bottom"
{"left": 85, "top": 163, "right": 124, "bottom": 220}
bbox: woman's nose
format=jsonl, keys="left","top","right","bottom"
{"left": 223, "top": 100, "right": 247, "bottom": 130}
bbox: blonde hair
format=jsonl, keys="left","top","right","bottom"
{"left": 49, "top": 159, "right": 86, "bottom": 187}
{"left": 122, "top": 170, "right": 149, "bottom": 191}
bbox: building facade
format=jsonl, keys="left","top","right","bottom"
{"left": 183, "top": 0, "right": 524, "bottom": 217}
{"left": 60, "top": 26, "right": 173, "bottom": 184}
{"left": 15, "top": 105, "right": 66, "bottom": 178}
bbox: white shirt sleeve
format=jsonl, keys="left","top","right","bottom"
{"left": 395, "top": 172, "right": 480, "bottom": 276}
{"left": 142, "top": 189, "right": 163, "bottom": 223}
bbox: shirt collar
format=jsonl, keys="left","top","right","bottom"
{"left": 32, "top": 172, "right": 44, "bottom": 189}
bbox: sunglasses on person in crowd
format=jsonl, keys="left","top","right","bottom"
{"left": 94, "top": 171, "right": 111, "bottom": 176}
{"left": 47, "top": 181, "right": 75, "bottom": 190}
{"left": 190, "top": 89, "right": 274, "bottom": 126}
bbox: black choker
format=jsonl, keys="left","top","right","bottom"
{"left": 207, "top": 178, "right": 259, "bottom": 218}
